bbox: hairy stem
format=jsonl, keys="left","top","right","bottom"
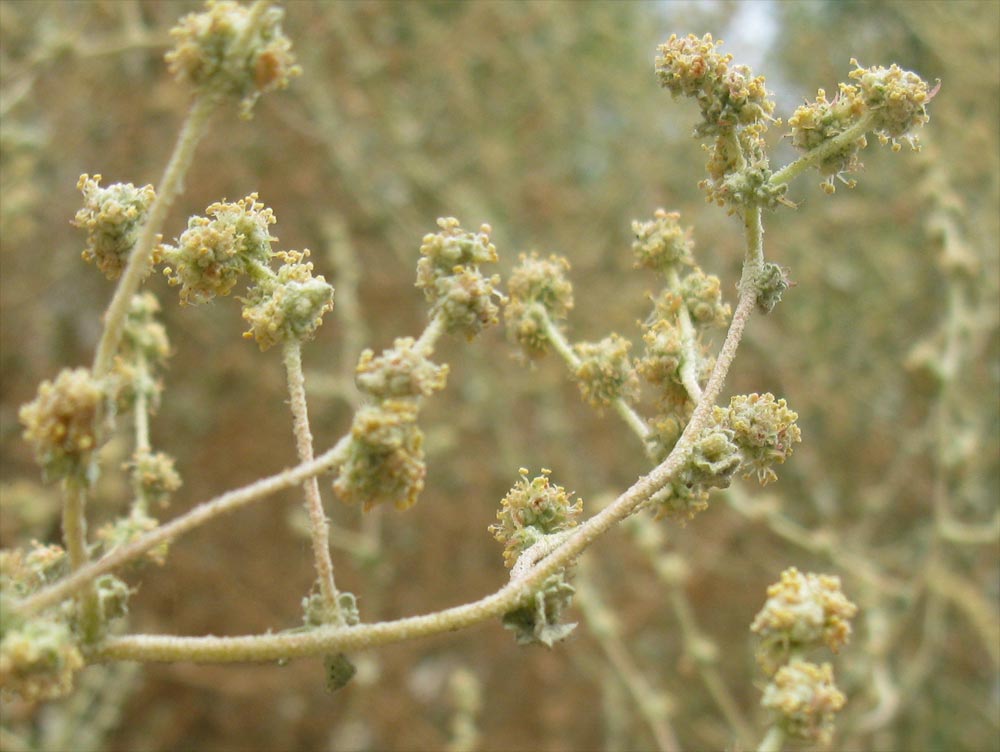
{"left": 769, "top": 112, "right": 876, "bottom": 188}
{"left": 62, "top": 477, "right": 101, "bottom": 642}
{"left": 283, "top": 340, "right": 342, "bottom": 622}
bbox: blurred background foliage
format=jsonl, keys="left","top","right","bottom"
{"left": 1, "top": 1, "right": 997, "bottom": 750}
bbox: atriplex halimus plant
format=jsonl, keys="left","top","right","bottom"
{"left": 1, "top": 2, "right": 936, "bottom": 748}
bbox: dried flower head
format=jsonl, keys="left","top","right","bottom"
{"left": 73, "top": 174, "right": 156, "bottom": 280}
{"left": 166, "top": 0, "right": 300, "bottom": 118}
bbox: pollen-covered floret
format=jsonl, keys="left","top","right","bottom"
{"left": 415, "top": 218, "right": 503, "bottom": 340}
{"left": 355, "top": 338, "right": 449, "bottom": 399}
{"left": 751, "top": 567, "right": 858, "bottom": 662}
{"left": 787, "top": 85, "right": 868, "bottom": 185}
{"left": 849, "top": 60, "right": 934, "bottom": 145}
{"left": 333, "top": 400, "right": 426, "bottom": 512}
{"left": 0, "top": 617, "right": 84, "bottom": 701}
{"left": 73, "top": 174, "right": 156, "bottom": 280}
{"left": 162, "top": 194, "right": 276, "bottom": 305}
{"left": 490, "top": 469, "right": 583, "bottom": 570}
{"left": 573, "top": 334, "right": 640, "bottom": 408}
{"left": 504, "top": 253, "right": 574, "bottom": 358}
{"left": 677, "top": 267, "right": 731, "bottom": 328}
{"left": 760, "top": 660, "right": 846, "bottom": 744}
{"left": 128, "top": 448, "right": 182, "bottom": 509}
{"left": 166, "top": 0, "right": 300, "bottom": 118}
{"left": 241, "top": 250, "right": 334, "bottom": 350}
{"left": 632, "top": 209, "right": 695, "bottom": 274}
{"left": 716, "top": 393, "right": 801, "bottom": 484}
{"left": 19, "top": 368, "right": 104, "bottom": 480}
{"left": 655, "top": 34, "right": 775, "bottom": 136}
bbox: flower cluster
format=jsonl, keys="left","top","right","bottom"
{"left": 760, "top": 660, "right": 846, "bottom": 745}
{"left": 355, "top": 338, "right": 449, "bottom": 400}
{"left": 654, "top": 33, "right": 774, "bottom": 136}
{"left": 240, "top": 250, "right": 334, "bottom": 351}
{"left": 166, "top": 0, "right": 300, "bottom": 118}
{"left": 631, "top": 209, "right": 695, "bottom": 274}
{"left": 751, "top": 568, "right": 858, "bottom": 667}
{"left": 504, "top": 253, "right": 574, "bottom": 359}
{"left": 649, "top": 427, "right": 741, "bottom": 521}
{"left": 19, "top": 368, "right": 105, "bottom": 481}
{"left": 0, "top": 616, "right": 84, "bottom": 701}
{"left": 333, "top": 400, "right": 426, "bottom": 512}
{"left": 631, "top": 211, "right": 730, "bottom": 457}
{"left": 0, "top": 544, "right": 81, "bottom": 700}
{"left": 490, "top": 470, "right": 583, "bottom": 646}
{"left": 655, "top": 34, "right": 784, "bottom": 210}
{"left": 573, "top": 334, "right": 640, "bottom": 408}
{"left": 752, "top": 568, "right": 857, "bottom": 744}
{"left": 715, "top": 393, "right": 801, "bottom": 485}
{"left": 416, "top": 218, "right": 503, "bottom": 340}
{"left": 72, "top": 174, "right": 156, "bottom": 280}
{"left": 162, "top": 193, "right": 276, "bottom": 305}
{"left": 128, "top": 449, "right": 182, "bottom": 509}
{"left": 111, "top": 293, "right": 172, "bottom": 414}
{"left": 490, "top": 469, "right": 583, "bottom": 569}
{"left": 788, "top": 61, "right": 934, "bottom": 192}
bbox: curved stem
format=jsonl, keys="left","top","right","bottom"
{"left": 89, "top": 284, "right": 758, "bottom": 664}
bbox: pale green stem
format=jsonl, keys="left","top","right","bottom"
{"left": 757, "top": 725, "right": 785, "bottom": 752}
{"left": 769, "top": 112, "right": 876, "bottom": 187}
{"left": 535, "top": 306, "right": 651, "bottom": 442}
{"left": 416, "top": 311, "right": 447, "bottom": 354}
{"left": 283, "top": 340, "right": 342, "bottom": 622}
{"left": 132, "top": 357, "right": 151, "bottom": 456}
{"left": 14, "top": 437, "right": 351, "bottom": 618}
{"left": 63, "top": 477, "right": 101, "bottom": 642}
{"left": 92, "top": 94, "right": 218, "bottom": 379}
{"left": 665, "top": 267, "right": 704, "bottom": 403}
